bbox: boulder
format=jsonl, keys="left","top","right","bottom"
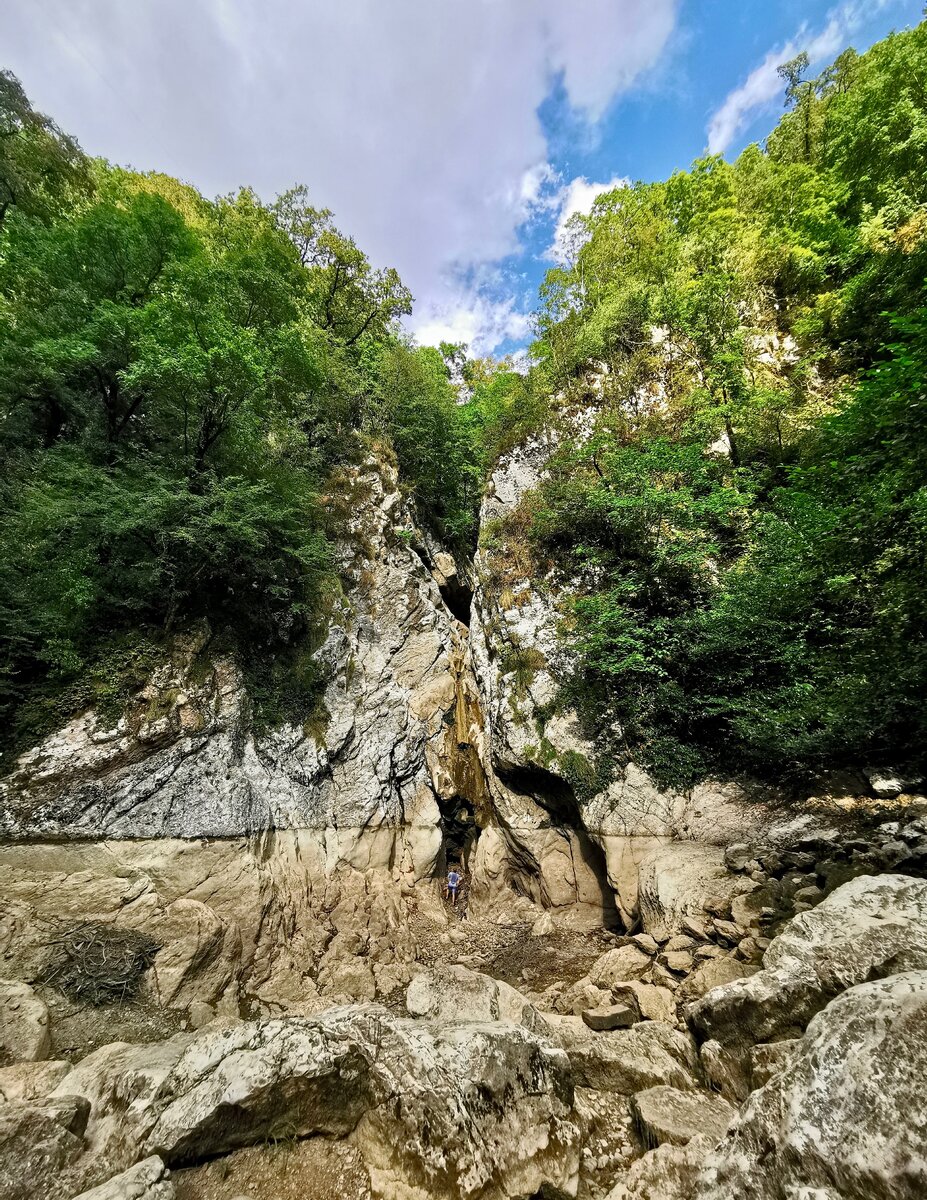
{"left": 549, "top": 1016, "right": 698, "bottom": 1094}
{"left": 573, "top": 1086, "right": 639, "bottom": 1197}
{"left": 589, "top": 945, "right": 652, "bottom": 987}
{"left": 72, "top": 1157, "right": 174, "bottom": 1200}
{"left": 678, "top": 956, "right": 756, "bottom": 1004}
{"left": 552, "top": 978, "right": 612, "bottom": 1016}
{"left": 0, "top": 1096, "right": 88, "bottom": 1200}
{"left": 605, "top": 1135, "right": 714, "bottom": 1200}
{"left": 660, "top": 951, "right": 694, "bottom": 975}
{"left": 581, "top": 1004, "right": 636, "bottom": 1031}
{"left": 637, "top": 844, "right": 742, "bottom": 941}
{"left": 0, "top": 980, "right": 50, "bottom": 1064}
{"left": 723, "top": 844, "right": 752, "bottom": 872}
{"left": 698, "top": 971, "right": 927, "bottom": 1199}
{"left": 0, "top": 1059, "right": 71, "bottom": 1102}
{"left": 405, "top": 964, "right": 547, "bottom": 1032}
{"left": 865, "top": 767, "right": 923, "bottom": 799}
{"left": 54, "top": 1008, "right": 580, "bottom": 1200}
{"left": 630, "top": 1085, "right": 735, "bottom": 1148}
{"left": 689, "top": 875, "right": 927, "bottom": 1068}
{"left": 611, "top": 981, "right": 677, "bottom": 1025}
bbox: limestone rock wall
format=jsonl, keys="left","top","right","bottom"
{"left": 0, "top": 457, "right": 459, "bottom": 870}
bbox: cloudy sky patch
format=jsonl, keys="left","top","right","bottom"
{"left": 1, "top": 0, "right": 921, "bottom": 354}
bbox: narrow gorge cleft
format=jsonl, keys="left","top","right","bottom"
{"left": 437, "top": 793, "right": 480, "bottom": 868}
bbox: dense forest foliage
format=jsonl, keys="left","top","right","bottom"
{"left": 514, "top": 23, "right": 927, "bottom": 788}
{"left": 2, "top": 19, "right": 926, "bottom": 792}
{"left": 0, "top": 70, "right": 530, "bottom": 747}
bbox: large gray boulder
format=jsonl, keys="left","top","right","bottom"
{"left": 405, "top": 964, "right": 548, "bottom": 1032}
{"left": 548, "top": 1015, "right": 698, "bottom": 1094}
{"left": 51, "top": 1007, "right": 579, "bottom": 1200}
{"left": 689, "top": 874, "right": 927, "bottom": 1096}
{"left": 697, "top": 971, "right": 927, "bottom": 1199}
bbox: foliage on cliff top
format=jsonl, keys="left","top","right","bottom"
{"left": 0, "top": 79, "right": 483, "bottom": 748}
{"left": 521, "top": 20, "right": 927, "bottom": 787}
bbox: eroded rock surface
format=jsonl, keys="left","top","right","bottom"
{"left": 47, "top": 1006, "right": 578, "bottom": 1200}
{"left": 689, "top": 873, "right": 927, "bottom": 1096}
{"left": 73, "top": 1157, "right": 174, "bottom": 1200}
{"left": 0, "top": 980, "right": 50, "bottom": 1065}
{"left": 0, "top": 461, "right": 457, "bottom": 868}
{"left": 698, "top": 972, "right": 927, "bottom": 1199}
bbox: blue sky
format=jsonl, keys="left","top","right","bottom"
{"left": 1, "top": 1, "right": 923, "bottom": 357}
{"left": 486, "top": 0, "right": 926, "bottom": 359}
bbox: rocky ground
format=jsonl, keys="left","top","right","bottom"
{"left": 172, "top": 1139, "right": 373, "bottom": 1200}
{"left": 2, "top": 811, "right": 927, "bottom": 1200}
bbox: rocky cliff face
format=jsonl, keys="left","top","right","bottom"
{"left": 1, "top": 456, "right": 458, "bottom": 859}
{"left": 2, "top": 437, "right": 927, "bottom": 1200}
{"left": 0, "top": 446, "right": 622, "bottom": 1028}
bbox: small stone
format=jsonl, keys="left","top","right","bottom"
{"left": 581, "top": 1003, "right": 636, "bottom": 1031}
{"left": 735, "top": 937, "right": 764, "bottom": 964}
{"left": 711, "top": 919, "right": 742, "bottom": 944}
{"left": 659, "top": 951, "right": 694, "bottom": 975}
{"left": 694, "top": 945, "right": 725, "bottom": 962}
{"left": 724, "top": 844, "right": 752, "bottom": 872}
{"left": 664, "top": 935, "right": 696, "bottom": 953}
{"left": 632, "top": 934, "right": 660, "bottom": 956}
{"left": 188, "top": 1001, "right": 217, "bottom": 1030}
{"left": 648, "top": 963, "right": 680, "bottom": 992}
{"left": 681, "top": 916, "right": 708, "bottom": 940}
{"left": 704, "top": 895, "right": 732, "bottom": 918}
{"left": 794, "top": 885, "right": 823, "bottom": 904}
{"left": 530, "top": 911, "right": 556, "bottom": 937}
{"left": 782, "top": 851, "right": 816, "bottom": 871}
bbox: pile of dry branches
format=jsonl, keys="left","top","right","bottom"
{"left": 37, "top": 922, "right": 160, "bottom": 1006}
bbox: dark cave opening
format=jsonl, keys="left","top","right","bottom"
{"left": 411, "top": 544, "right": 474, "bottom": 626}
{"left": 438, "top": 793, "right": 481, "bottom": 870}
{"left": 438, "top": 575, "right": 473, "bottom": 627}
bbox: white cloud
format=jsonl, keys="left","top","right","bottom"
{"left": 0, "top": 0, "right": 678, "bottom": 354}
{"left": 412, "top": 293, "right": 533, "bottom": 357}
{"left": 549, "top": 175, "right": 630, "bottom": 263}
{"left": 706, "top": 0, "right": 896, "bottom": 155}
